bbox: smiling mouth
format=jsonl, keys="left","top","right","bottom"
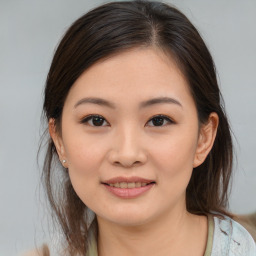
{"left": 103, "top": 181, "right": 155, "bottom": 188}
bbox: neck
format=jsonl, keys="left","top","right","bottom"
{"left": 96, "top": 206, "right": 208, "bottom": 256}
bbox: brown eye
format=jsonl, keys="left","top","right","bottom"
{"left": 81, "top": 115, "right": 109, "bottom": 127}
{"left": 147, "top": 115, "right": 175, "bottom": 127}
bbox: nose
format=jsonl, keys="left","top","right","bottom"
{"left": 108, "top": 127, "right": 147, "bottom": 168}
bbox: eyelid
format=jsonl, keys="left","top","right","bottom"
{"left": 80, "top": 114, "right": 110, "bottom": 127}
{"left": 146, "top": 114, "right": 175, "bottom": 127}
{"left": 80, "top": 114, "right": 175, "bottom": 128}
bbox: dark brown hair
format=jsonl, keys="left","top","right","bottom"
{"left": 42, "top": 0, "right": 233, "bottom": 255}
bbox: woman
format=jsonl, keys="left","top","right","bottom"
{"left": 34, "top": 0, "right": 256, "bottom": 255}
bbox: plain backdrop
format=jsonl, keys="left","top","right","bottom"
{"left": 1, "top": 0, "right": 255, "bottom": 255}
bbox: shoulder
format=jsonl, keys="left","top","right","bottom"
{"left": 233, "top": 213, "right": 256, "bottom": 242}
{"left": 211, "top": 214, "right": 256, "bottom": 256}
{"left": 21, "top": 244, "right": 50, "bottom": 256}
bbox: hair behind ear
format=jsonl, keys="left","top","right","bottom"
{"left": 186, "top": 108, "right": 233, "bottom": 217}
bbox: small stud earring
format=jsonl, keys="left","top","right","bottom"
{"left": 62, "top": 159, "right": 66, "bottom": 164}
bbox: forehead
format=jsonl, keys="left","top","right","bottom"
{"left": 65, "top": 47, "right": 193, "bottom": 108}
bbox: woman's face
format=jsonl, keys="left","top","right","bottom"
{"left": 51, "top": 47, "right": 216, "bottom": 226}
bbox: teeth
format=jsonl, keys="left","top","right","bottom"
{"left": 109, "top": 182, "right": 149, "bottom": 188}
{"left": 120, "top": 182, "right": 127, "bottom": 188}
{"left": 135, "top": 182, "right": 141, "bottom": 188}
{"left": 128, "top": 182, "right": 135, "bottom": 188}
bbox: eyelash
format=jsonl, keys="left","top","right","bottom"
{"left": 80, "top": 114, "right": 175, "bottom": 127}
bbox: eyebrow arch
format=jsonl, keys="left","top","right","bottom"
{"left": 139, "top": 97, "right": 183, "bottom": 109}
{"left": 74, "top": 97, "right": 116, "bottom": 109}
{"left": 74, "top": 96, "right": 182, "bottom": 109}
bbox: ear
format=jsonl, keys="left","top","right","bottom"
{"left": 193, "top": 112, "right": 219, "bottom": 168}
{"left": 49, "top": 118, "right": 68, "bottom": 168}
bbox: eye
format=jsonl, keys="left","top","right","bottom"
{"left": 80, "top": 115, "right": 109, "bottom": 127}
{"left": 146, "top": 115, "right": 175, "bottom": 127}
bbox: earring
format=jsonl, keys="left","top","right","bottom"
{"left": 62, "top": 159, "right": 67, "bottom": 164}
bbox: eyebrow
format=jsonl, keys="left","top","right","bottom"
{"left": 74, "top": 96, "right": 183, "bottom": 109}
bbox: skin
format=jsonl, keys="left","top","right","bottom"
{"left": 50, "top": 47, "right": 218, "bottom": 256}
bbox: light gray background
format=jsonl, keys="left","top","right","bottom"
{"left": 1, "top": 0, "right": 255, "bottom": 255}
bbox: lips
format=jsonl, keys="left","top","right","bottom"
{"left": 102, "top": 176, "right": 155, "bottom": 187}
{"left": 101, "top": 176, "right": 156, "bottom": 199}
{"left": 108, "top": 182, "right": 151, "bottom": 188}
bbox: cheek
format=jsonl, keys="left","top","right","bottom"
{"left": 66, "top": 142, "right": 98, "bottom": 173}
{"left": 62, "top": 133, "right": 108, "bottom": 196}
{"left": 63, "top": 127, "right": 109, "bottom": 171}
{"left": 63, "top": 140, "right": 105, "bottom": 207}
{"left": 150, "top": 126, "right": 198, "bottom": 188}
{"left": 153, "top": 128, "right": 197, "bottom": 165}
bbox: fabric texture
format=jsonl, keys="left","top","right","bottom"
{"left": 211, "top": 214, "right": 256, "bottom": 256}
